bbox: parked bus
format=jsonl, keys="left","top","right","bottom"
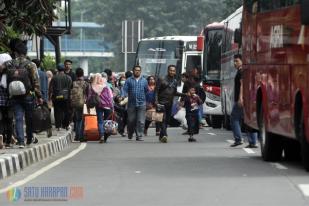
{"left": 202, "top": 22, "right": 224, "bottom": 128}
{"left": 240, "top": 0, "right": 309, "bottom": 170}
{"left": 135, "top": 36, "right": 203, "bottom": 91}
{"left": 220, "top": 6, "right": 243, "bottom": 130}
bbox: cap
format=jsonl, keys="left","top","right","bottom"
{"left": 57, "top": 63, "right": 65, "bottom": 71}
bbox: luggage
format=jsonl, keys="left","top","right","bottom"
{"left": 83, "top": 114, "right": 100, "bottom": 141}
{"left": 33, "top": 103, "right": 52, "bottom": 133}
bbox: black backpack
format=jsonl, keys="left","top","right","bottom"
{"left": 5, "top": 59, "right": 33, "bottom": 97}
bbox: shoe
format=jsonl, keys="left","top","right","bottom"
{"left": 128, "top": 134, "right": 133, "bottom": 140}
{"left": 144, "top": 129, "right": 148, "bottom": 136}
{"left": 182, "top": 131, "right": 189, "bottom": 135}
{"left": 99, "top": 136, "right": 105, "bottom": 144}
{"left": 57, "top": 128, "right": 60, "bottom": 131}
{"left": 104, "top": 134, "right": 110, "bottom": 142}
{"left": 245, "top": 144, "right": 258, "bottom": 148}
{"left": 159, "top": 136, "right": 168, "bottom": 143}
{"left": 18, "top": 142, "right": 25, "bottom": 149}
{"left": 80, "top": 138, "right": 87, "bottom": 142}
{"left": 230, "top": 141, "right": 243, "bottom": 147}
{"left": 74, "top": 137, "right": 79, "bottom": 142}
{"left": 188, "top": 136, "right": 197, "bottom": 142}
{"left": 0, "top": 135, "right": 3, "bottom": 149}
{"left": 136, "top": 137, "right": 144, "bottom": 141}
{"left": 120, "top": 133, "right": 126, "bottom": 137}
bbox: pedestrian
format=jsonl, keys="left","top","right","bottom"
{"left": 122, "top": 65, "right": 148, "bottom": 141}
{"left": 0, "top": 53, "right": 14, "bottom": 149}
{"left": 144, "top": 75, "right": 160, "bottom": 136}
{"left": 49, "top": 63, "right": 72, "bottom": 131}
{"left": 114, "top": 75, "right": 127, "bottom": 137}
{"left": 155, "top": 65, "right": 186, "bottom": 143}
{"left": 230, "top": 54, "right": 258, "bottom": 148}
{"left": 4, "top": 39, "right": 43, "bottom": 148}
{"left": 183, "top": 84, "right": 202, "bottom": 142}
{"left": 71, "top": 68, "right": 88, "bottom": 142}
{"left": 64, "top": 59, "right": 76, "bottom": 81}
{"left": 88, "top": 73, "right": 113, "bottom": 143}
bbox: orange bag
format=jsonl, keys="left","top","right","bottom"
{"left": 84, "top": 115, "right": 100, "bottom": 141}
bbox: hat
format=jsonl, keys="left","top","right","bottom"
{"left": 0, "top": 53, "right": 12, "bottom": 66}
{"left": 57, "top": 63, "right": 65, "bottom": 71}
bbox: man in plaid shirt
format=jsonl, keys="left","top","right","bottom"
{"left": 123, "top": 65, "right": 148, "bottom": 141}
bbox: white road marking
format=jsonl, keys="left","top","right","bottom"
{"left": 135, "top": 171, "right": 141, "bottom": 174}
{"left": 0, "top": 143, "right": 87, "bottom": 194}
{"left": 270, "top": 163, "right": 288, "bottom": 170}
{"left": 298, "top": 184, "right": 309, "bottom": 196}
{"left": 243, "top": 148, "right": 255, "bottom": 154}
{"left": 207, "top": 133, "right": 216, "bottom": 136}
{"left": 226, "top": 140, "right": 234, "bottom": 144}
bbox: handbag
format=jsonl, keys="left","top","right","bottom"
{"left": 152, "top": 112, "right": 164, "bottom": 122}
{"left": 146, "top": 108, "right": 156, "bottom": 121}
{"left": 86, "top": 86, "right": 100, "bottom": 108}
{"left": 104, "top": 112, "right": 118, "bottom": 135}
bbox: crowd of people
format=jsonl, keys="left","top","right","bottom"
{"left": 0, "top": 38, "right": 257, "bottom": 150}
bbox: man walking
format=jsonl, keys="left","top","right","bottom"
{"left": 230, "top": 54, "right": 258, "bottom": 148}
{"left": 64, "top": 59, "right": 76, "bottom": 81}
{"left": 49, "top": 64, "right": 72, "bottom": 131}
{"left": 5, "top": 39, "right": 43, "bottom": 148}
{"left": 123, "top": 65, "right": 148, "bottom": 141}
{"left": 156, "top": 65, "right": 186, "bottom": 143}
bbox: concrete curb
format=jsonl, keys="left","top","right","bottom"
{"left": 0, "top": 131, "right": 73, "bottom": 180}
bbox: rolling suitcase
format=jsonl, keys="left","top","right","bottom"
{"left": 84, "top": 114, "right": 100, "bottom": 141}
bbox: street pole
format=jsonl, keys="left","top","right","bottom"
{"left": 124, "top": 20, "right": 128, "bottom": 72}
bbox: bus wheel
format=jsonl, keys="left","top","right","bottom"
{"left": 258, "top": 107, "right": 283, "bottom": 161}
{"left": 299, "top": 112, "right": 309, "bottom": 171}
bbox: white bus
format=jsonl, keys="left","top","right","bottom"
{"left": 135, "top": 36, "right": 203, "bottom": 91}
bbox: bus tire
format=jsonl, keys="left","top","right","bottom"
{"left": 258, "top": 107, "right": 283, "bottom": 161}
{"left": 299, "top": 112, "right": 309, "bottom": 171}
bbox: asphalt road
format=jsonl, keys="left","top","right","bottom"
{"left": 1, "top": 127, "right": 309, "bottom": 206}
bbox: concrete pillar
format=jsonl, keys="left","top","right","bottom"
{"left": 80, "top": 57, "right": 89, "bottom": 76}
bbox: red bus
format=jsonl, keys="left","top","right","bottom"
{"left": 241, "top": 0, "right": 309, "bottom": 170}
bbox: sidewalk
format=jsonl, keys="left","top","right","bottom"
{"left": 0, "top": 128, "right": 73, "bottom": 180}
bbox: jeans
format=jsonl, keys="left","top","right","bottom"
{"left": 73, "top": 107, "right": 84, "bottom": 140}
{"left": 0, "top": 106, "right": 14, "bottom": 145}
{"left": 127, "top": 106, "right": 146, "bottom": 138}
{"left": 96, "top": 107, "right": 111, "bottom": 137}
{"left": 230, "top": 103, "right": 243, "bottom": 143}
{"left": 198, "top": 105, "right": 203, "bottom": 122}
{"left": 159, "top": 104, "right": 172, "bottom": 138}
{"left": 12, "top": 95, "right": 35, "bottom": 144}
{"left": 53, "top": 100, "right": 70, "bottom": 129}
{"left": 247, "top": 132, "right": 258, "bottom": 145}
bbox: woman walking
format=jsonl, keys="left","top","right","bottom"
{"left": 88, "top": 73, "right": 113, "bottom": 143}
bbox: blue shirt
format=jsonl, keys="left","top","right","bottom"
{"left": 123, "top": 76, "right": 148, "bottom": 107}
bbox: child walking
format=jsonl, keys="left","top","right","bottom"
{"left": 183, "top": 86, "right": 202, "bottom": 142}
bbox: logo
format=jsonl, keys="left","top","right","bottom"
{"left": 6, "top": 188, "right": 22, "bottom": 202}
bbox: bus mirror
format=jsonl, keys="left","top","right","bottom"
{"left": 234, "top": 28, "right": 242, "bottom": 47}
{"left": 301, "top": 0, "right": 309, "bottom": 25}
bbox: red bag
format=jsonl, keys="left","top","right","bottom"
{"left": 84, "top": 115, "right": 100, "bottom": 141}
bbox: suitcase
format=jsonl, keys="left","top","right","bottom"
{"left": 84, "top": 115, "right": 100, "bottom": 141}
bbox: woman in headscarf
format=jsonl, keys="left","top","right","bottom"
{"left": 90, "top": 73, "right": 113, "bottom": 143}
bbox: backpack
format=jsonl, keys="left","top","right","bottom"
{"left": 5, "top": 59, "right": 32, "bottom": 97}
{"left": 71, "top": 80, "right": 85, "bottom": 108}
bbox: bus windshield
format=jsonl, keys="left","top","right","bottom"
{"left": 204, "top": 29, "right": 223, "bottom": 81}
{"left": 135, "top": 40, "right": 183, "bottom": 78}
